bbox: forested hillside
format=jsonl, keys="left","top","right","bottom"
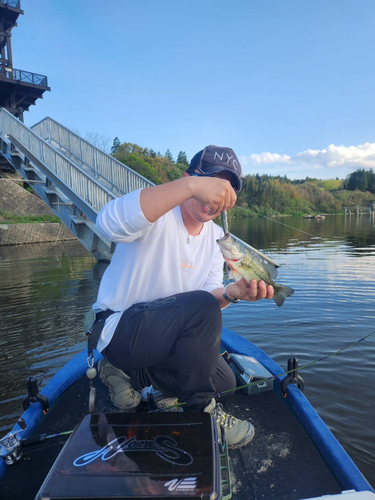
{"left": 111, "top": 138, "right": 375, "bottom": 216}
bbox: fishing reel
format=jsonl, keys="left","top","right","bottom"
{"left": 0, "top": 419, "right": 26, "bottom": 465}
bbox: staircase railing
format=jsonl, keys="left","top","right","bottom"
{"left": 0, "top": 108, "right": 115, "bottom": 217}
{"left": 31, "top": 117, "right": 154, "bottom": 195}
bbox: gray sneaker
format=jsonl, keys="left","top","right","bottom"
{"left": 204, "top": 398, "right": 254, "bottom": 449}
{"left": 99, "top": 358, "right": 141, "bottom": 410}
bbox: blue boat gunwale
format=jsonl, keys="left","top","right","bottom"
{"left": 1, "top": 327, "right": 373, "bottom": 495}
{"left": 220, "top": 327, "right": 374, "bottom": 494}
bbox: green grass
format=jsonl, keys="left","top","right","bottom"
{"left": 0, "top": 210, "right": 61, "bottom": 224}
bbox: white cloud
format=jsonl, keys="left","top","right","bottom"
{"left": 241, "top": 142, "right": 375, "bottom": 172}
{"left": 241, "top": 152, "right": 291, "bottom": 166}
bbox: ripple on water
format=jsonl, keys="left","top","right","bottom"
{"left": 1, "top": 221, "right": 375, "bottom": 487}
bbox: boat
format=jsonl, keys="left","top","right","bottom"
{"left": 1, "top": 327, "right": 374, "bottom": 500}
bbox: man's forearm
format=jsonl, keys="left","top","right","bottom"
{"left": 140, "top": 175, "right": 236, "bottom": 223}
{"left": 140, "top": 178, "right": 194, "bottom": 223}
{"left": 211, "top": 287, "right": 232, "bottom": 309}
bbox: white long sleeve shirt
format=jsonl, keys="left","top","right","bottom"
{"left": 93, "top": 189, "right": 224, "bottom": 352}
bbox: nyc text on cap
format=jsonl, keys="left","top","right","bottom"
{"left": 188, "top": 145, "right": 242, "bottom": 191}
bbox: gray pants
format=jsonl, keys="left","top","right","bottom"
{"left": 103, "top": 290, "right": 236, "bottom": 409}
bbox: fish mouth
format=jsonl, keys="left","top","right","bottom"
{"left": 216, "top": 232, "right": 230, "bottom": 243}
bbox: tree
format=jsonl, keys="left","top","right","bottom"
{"left": 165, "top": 149, "right": 174, "bottom": 163}
{"left": 120, "top": 153, "right": 161, "bottom": 184}
{"left": 177, "top": 151, "right": 189, "bottom": 167}
{"left": 111, "top": 137, "right": 121, "bottom": 155}
{"left": 85, "top": 132, "right": 111, "bottom": 153}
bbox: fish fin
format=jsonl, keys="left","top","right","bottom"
{"left": 273, "top": 285, "right": 294, "bottom": 307}
{"left": 264, "top": 262, "right": 278, "bottom": 280}
{"left": 229, "top": 269, "right": 242, "bottom": 281}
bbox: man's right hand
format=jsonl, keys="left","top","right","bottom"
{"left": 189, "top": 176, "right": 237, "bottom": 217}
{"left": 139, "top": 174, "right": 237, "bottom": 223}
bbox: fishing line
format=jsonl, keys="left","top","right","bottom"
{"left": 149, "top": 329, "right": 375, "bottom": 412}
{"left": 233, "top": 205, "right": 323, "bottom": 240}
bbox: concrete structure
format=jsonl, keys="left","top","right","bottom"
{"left": 0, "top": 221, "right": 75, "bottom": 245}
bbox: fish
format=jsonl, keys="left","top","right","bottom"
{"left": 217, "top": 233, "right": 294, "bottom": 307}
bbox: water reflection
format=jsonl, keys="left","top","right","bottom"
{"left": 0, "top": 216, "right": 374, "bottom": 487}
{"left": 0, "top": 242, "right": 98, "bottom": 434}
{"left": 227, "top": 214, "right": 375, "bottom": 255}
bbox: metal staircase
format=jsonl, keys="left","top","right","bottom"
{"left": 0, "top": 108, "right": 154, "bottom": 260}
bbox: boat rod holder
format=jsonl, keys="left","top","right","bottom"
{"left": 22, "top": 377, "right": 49, "bottom": 413}
{"left": 282, "top": 358, "right": 305, "bottom": 395}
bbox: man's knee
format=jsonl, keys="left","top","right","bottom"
{"left": 189, "top": 290, "right": 221, "bottom": 319}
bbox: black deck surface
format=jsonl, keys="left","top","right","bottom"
{"left": 1, "top": 376, "right": 342, "bottom": 500}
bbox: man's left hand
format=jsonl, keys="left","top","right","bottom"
{"left": 228, "top": 278, "right": 274, "bottom": 302}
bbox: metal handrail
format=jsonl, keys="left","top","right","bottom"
{"left": 0, "top": 0, "right": 21, "bottom": 8}
{"left": 0, "top": 67, "right": 48, "bottom": 87}
{"left": 0, "top": 108, "right": 116, "bottom": 217}
{"left": 31, "top": 117, "right": 154, "bottom": 195}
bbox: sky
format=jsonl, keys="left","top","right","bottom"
{"left": 11, "top": 0, "right": 375, "bottom": 180}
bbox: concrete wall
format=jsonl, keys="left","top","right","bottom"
{"left": 0, "top": 177, "right": 55, "bottom": 216}
{"left": 0, "top": 173, "right": 78, "bottom": 246}
{"left": 0, "top": 222, "right": 76, "bottom": 246}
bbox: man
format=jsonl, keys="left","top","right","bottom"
{"left": 91, "top": 145, "right": 274, "bottom": 449}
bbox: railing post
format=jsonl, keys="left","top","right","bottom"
{"left": 94, "top": 148, "right": 97, "bottom": 176}
{"left": 48, "top": 118, "right": 51, "bottom": 143}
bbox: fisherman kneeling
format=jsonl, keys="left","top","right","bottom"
{"left": 88, "top": 145, "right": 274, "bottom": 449}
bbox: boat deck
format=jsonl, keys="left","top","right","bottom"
{"left": 2, "top": 375, "right": 342, "bottom": 500}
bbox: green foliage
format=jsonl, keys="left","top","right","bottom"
{"left": 334, "top": 189, "right": 375, "bottom": 207}
{"left": 236, "top": 174, "right": 373, "bottom": 216}
{"left": 0, "top": 210, "right": 61, "bottom": 223}
{"left": 165, "top": 149, "right": 174, "bottom": 163}
{"left": 177, "top": 151, "right": 189, "bottom": 167}
{"left": 115, "top": 152, "right": 162, "bottom": 184}
{"left": 109, "top": 138, "right": 375, "bottom": 215}
{"left": 344, "top": 169, "right": 375, "bottom": 193}
{"left": 112, "top": 141, "right": 183, "bottom": 185}
{"left": 314, "top": 179, "right": 343, "bottom": 191}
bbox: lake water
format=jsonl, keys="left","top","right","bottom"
{"left": 0, "top": 214, "right": 374, "bottom": 487}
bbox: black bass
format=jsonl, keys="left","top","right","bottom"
{"left": 217, "top": 233, "right": 294, "bottom": 307}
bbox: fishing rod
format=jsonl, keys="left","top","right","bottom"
{"left": 20, "top": 430, "right": 74, "bottom": 447}
{"left": 150, "top": 329, "right": 375, "bottom": 412}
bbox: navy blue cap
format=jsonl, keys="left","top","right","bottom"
{"left": 187, "top": 145, "right": 242, "bottom": 191}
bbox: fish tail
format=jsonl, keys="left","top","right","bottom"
{"left": 273, "top": 285, "right": 294, "bottom": 307}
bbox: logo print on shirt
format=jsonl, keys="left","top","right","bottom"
{"left": 179, "top": 260, "right": 198, "bottom": 272}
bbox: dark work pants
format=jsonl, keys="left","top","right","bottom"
{"left": 102, "top": 290, "right": 236, "bottom": 408}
